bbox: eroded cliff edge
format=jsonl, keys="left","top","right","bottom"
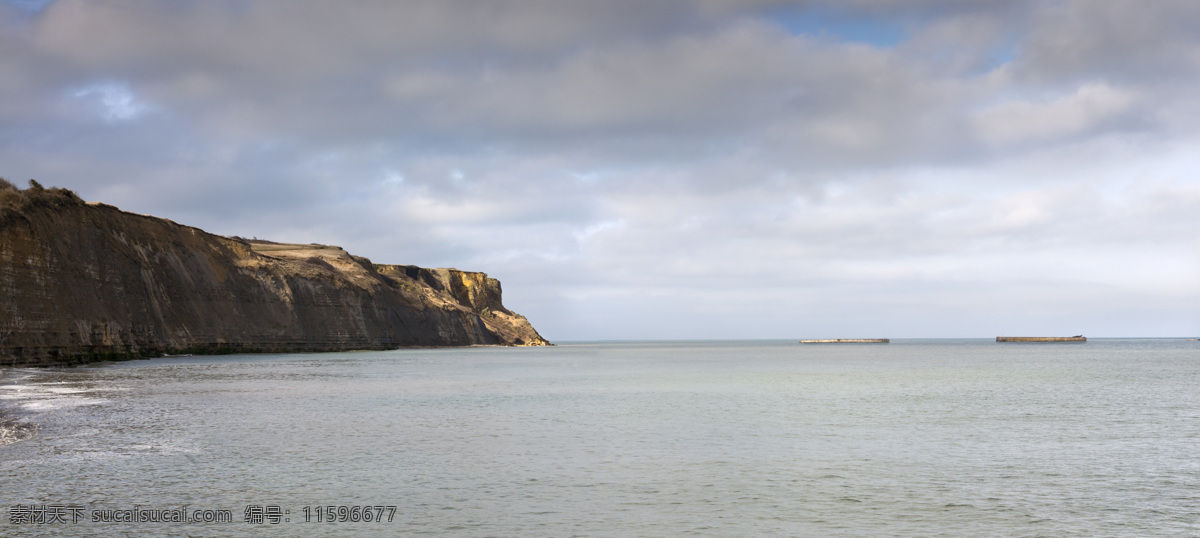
{"left": 0, "top": 182, "right": 549, "bottom": 366}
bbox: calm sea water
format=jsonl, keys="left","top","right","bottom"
{"left": 1, "top": 339, "right": 1197, "bottom": 536}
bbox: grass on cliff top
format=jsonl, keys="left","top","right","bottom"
{"left": 0, "top": 178, "right": 84, "bottom": 223}
{"left": 247, "top": 241, "right": 343, "bottom": 253}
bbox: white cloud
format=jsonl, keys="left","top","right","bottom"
{"left": 972, "top": 83, "right": 1140, "bottom": 146}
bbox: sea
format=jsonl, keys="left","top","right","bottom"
{"left": 1, "top": 339, "right": 1197, "bottom": 536}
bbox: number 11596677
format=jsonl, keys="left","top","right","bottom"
{"left": 303, "top": 506, "right": 396, "bottom": 523}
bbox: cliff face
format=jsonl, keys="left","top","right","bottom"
{"left": 0, "top": 183, "right": 548, "bottom": 366}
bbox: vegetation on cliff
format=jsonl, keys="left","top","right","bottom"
{"left": 0, "top": 179, "right": 84, "bottom": 223}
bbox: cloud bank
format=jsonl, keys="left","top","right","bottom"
{"left": 1, "top": 0, "right": 1197, "bottom": 338}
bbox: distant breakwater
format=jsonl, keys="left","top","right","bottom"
{"left": 996, "top": 336, "right": 1086, "bottom": 342}
{"left": 800, "top": 339, "right": 890, "bottom": 344}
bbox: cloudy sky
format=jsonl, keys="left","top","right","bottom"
{"left": 1, "top": 0, "right": 1197, "bottom": 340}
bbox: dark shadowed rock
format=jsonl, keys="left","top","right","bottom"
{"left": 0, "top": 181, "right": 549, "bottom": 366}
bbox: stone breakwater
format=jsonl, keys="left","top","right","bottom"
{"left": 996, "top": 336, "right": 1086, "bottom": 342}
{"left": 0, "top": 183, "right": 548, "bottom": 366}
{"left": 800, "top": 339, "right": 890, "bottom": 343}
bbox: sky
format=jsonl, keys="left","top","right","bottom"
{"left": 1, "top": 0, "right": 1197, "bottom": 340}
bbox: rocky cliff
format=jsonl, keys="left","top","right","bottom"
{"left": 0, "top": 181, "right": 549, "bottom": 366}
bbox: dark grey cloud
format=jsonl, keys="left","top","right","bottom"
{"left": 0, "top": 0, "right": 1196, "bottom": 339}
{"left": 1017, "top": 0, "right": 1200, "bottom": 85}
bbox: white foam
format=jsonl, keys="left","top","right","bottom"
{"left": 0, "top": 384, "right": 39, "bottom": 391}
{"left": 19, "top": 397, "right": 107, "bottom": 411}
{"left": 42, "top": 386, "right": 91, "bottom": 394}
{"left": 0, "top": 381, "right": 110, "bottom": 414}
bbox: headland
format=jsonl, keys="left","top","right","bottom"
{"left": 0, "top": 180, "right": 549, "bottom": 366}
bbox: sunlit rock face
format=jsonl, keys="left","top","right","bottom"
{"left": 0, "top": 183, "right": 548, "bottom": 366}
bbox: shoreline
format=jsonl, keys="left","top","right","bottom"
{"left": 0, "top": 368, "right": 40, "bottom": 447}
{"left": 3, "top": 341, "right": 554, "bottom": 369}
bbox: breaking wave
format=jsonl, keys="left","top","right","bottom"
{"left": 0, "top": 407, "right": 37, "bottom": 446}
